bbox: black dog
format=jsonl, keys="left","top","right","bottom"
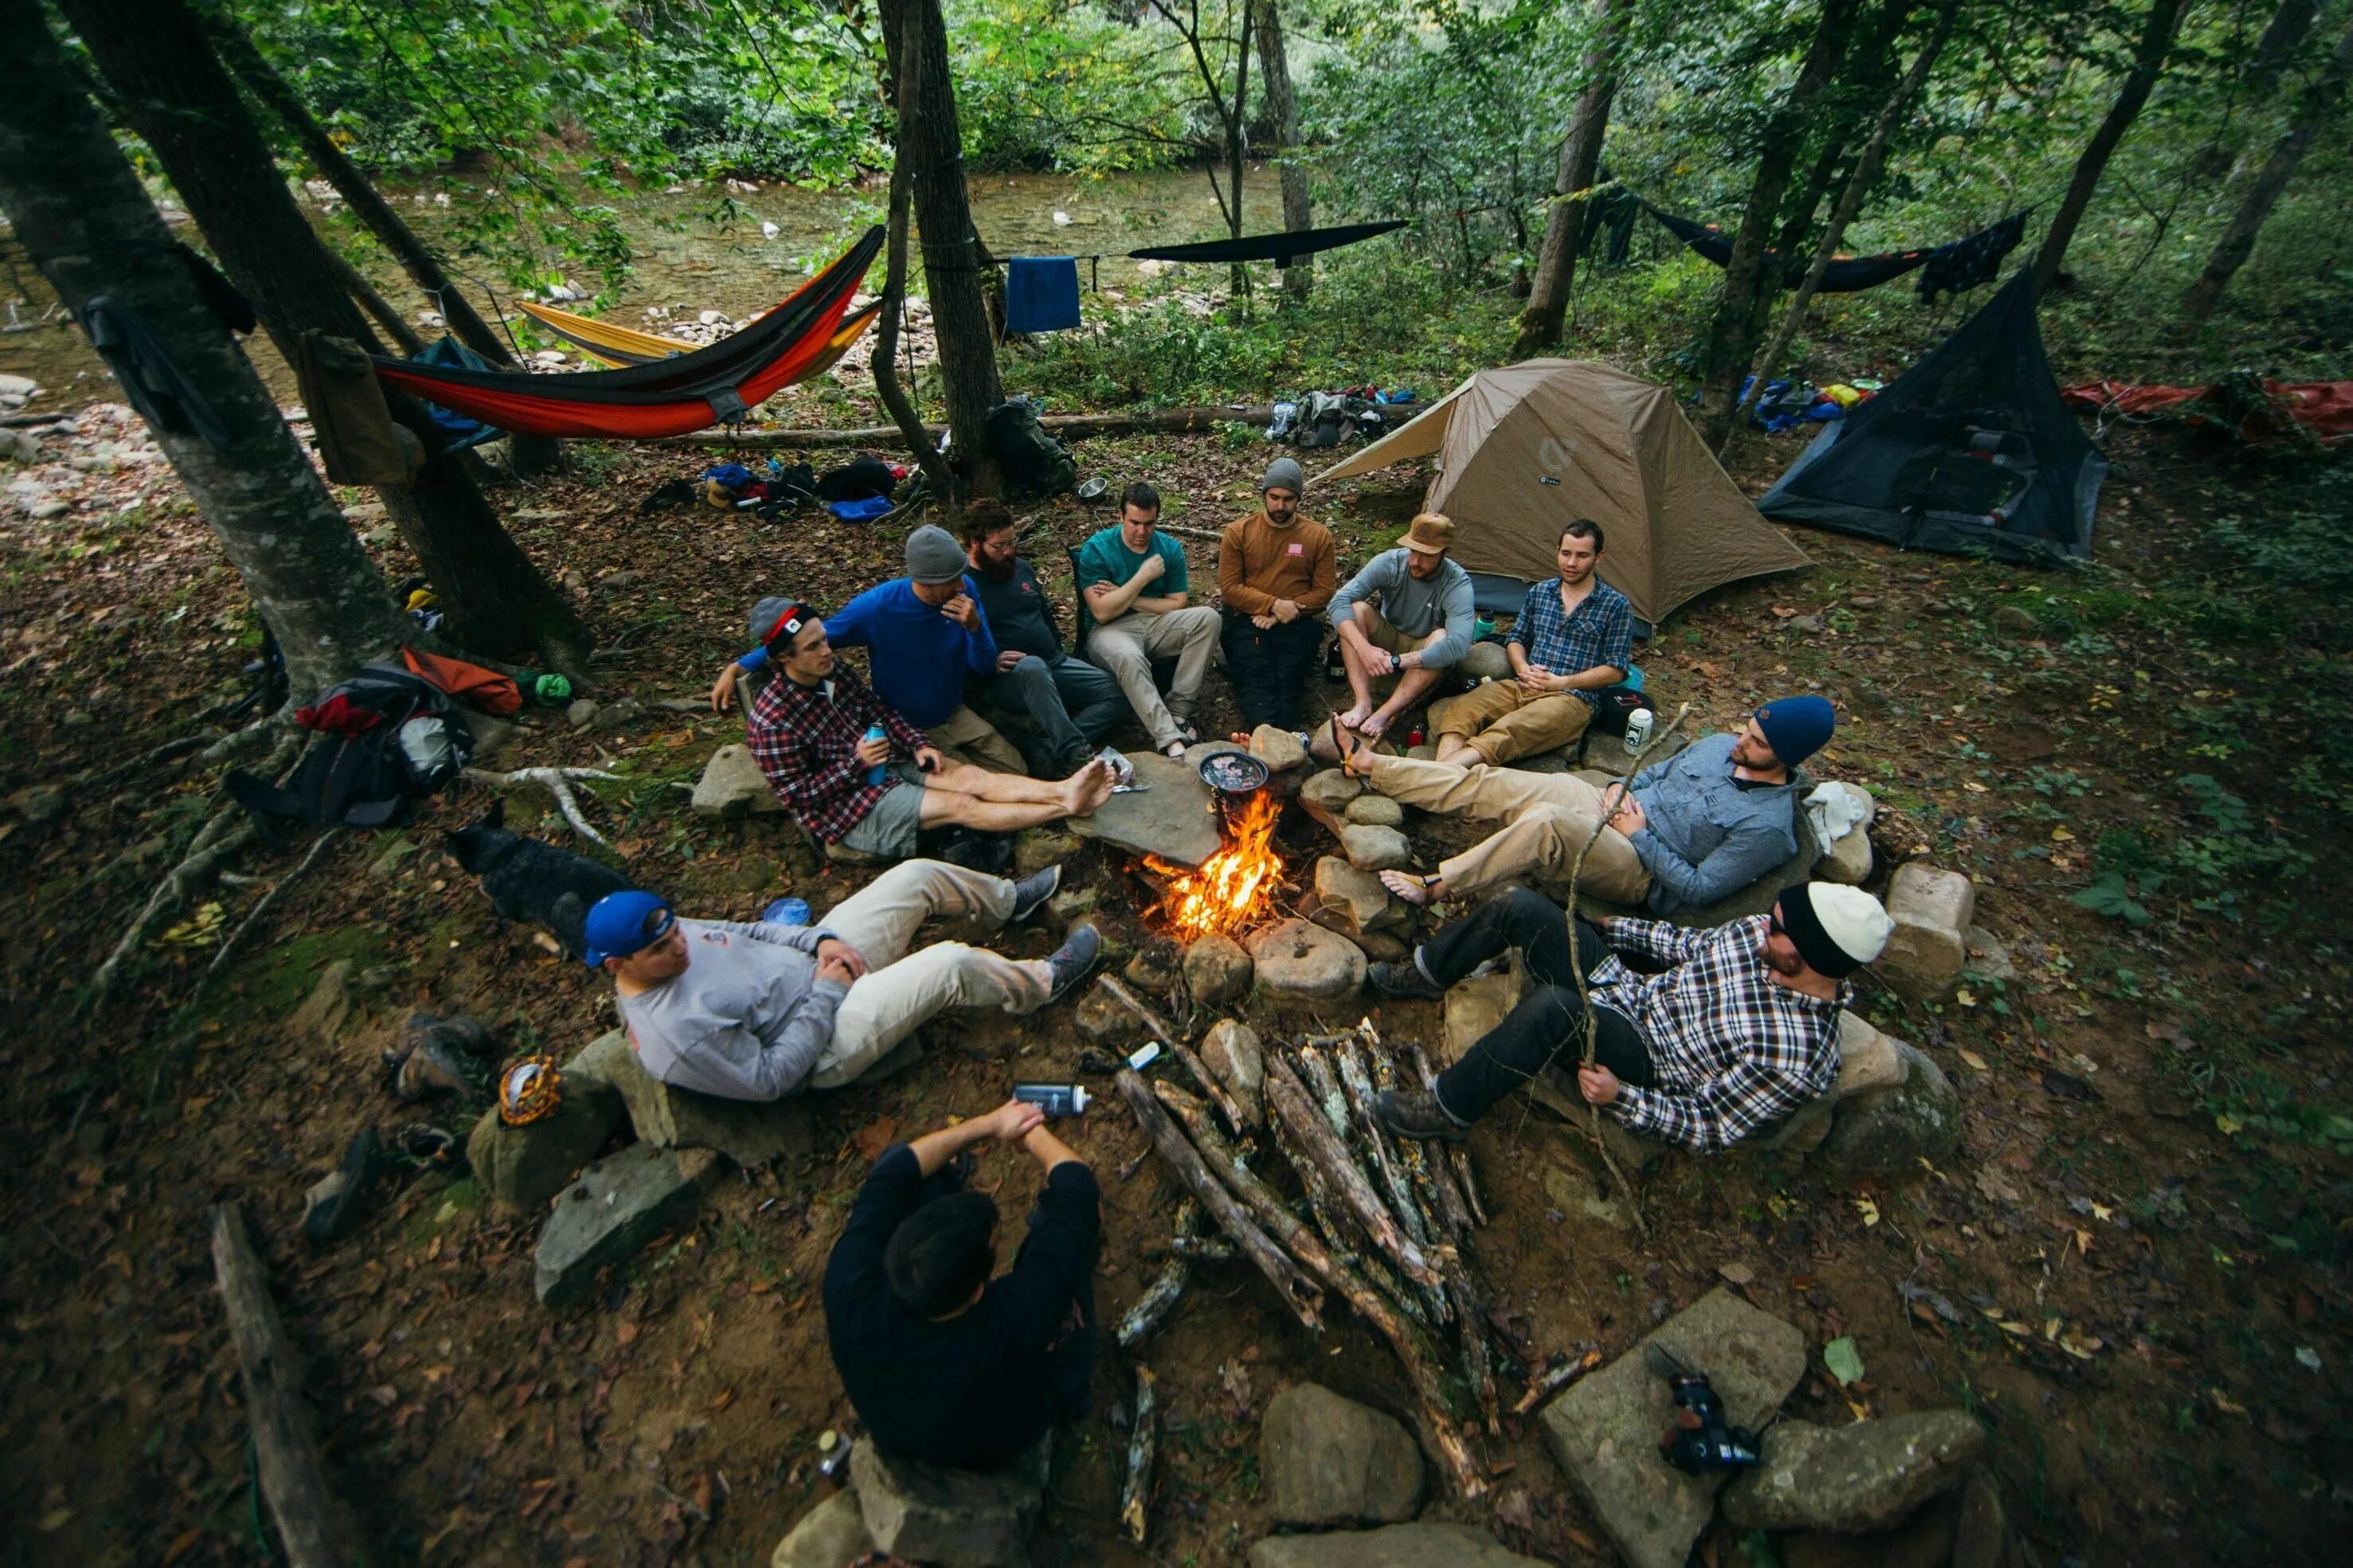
{"left": 445, "top": 800, "right": 636, "bottom": 958}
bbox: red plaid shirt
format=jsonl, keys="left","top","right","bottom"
{"left": 745, "top": 667, "right": 928, "bottom": 842}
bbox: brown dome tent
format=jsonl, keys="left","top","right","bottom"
{"left": 1311, "top": 359, "right": 1812, "bottom": 624}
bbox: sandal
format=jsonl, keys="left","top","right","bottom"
{"left": 1380, "top": 870, "right": 1438, "bottom": 908}
{"left": 1324, "top": 714, "right": 1362, "bottom": 768}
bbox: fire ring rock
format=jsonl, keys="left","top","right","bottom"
{"left": 1248, "top": 917, "right": 1366, "bottom": 1009}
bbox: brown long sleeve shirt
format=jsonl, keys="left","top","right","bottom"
{"left": 1217, "top": 510, "right": 1336, "bottom": 616}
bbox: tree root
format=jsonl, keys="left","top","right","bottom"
{"left": 197, "top": 828, "right": 344, "bottom": 995}
{"left": 84, "top": 805, "right": 256, "bottom": 1014}
{"left": 462, "top": 766, "right": 623, "bottom": 848}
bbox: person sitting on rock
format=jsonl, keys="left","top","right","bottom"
{"left": 745, "top": 601, "right": 1113, "bottom": 861}
{"left": 1326, "top": 510, "right": 1476, "bottom": 741}
{"left": 1425, "top": 520, "right": 1630, "bottom": 766}
{"left": 825, "top": 1098, "right": 1099, "bottom": 1470}
{"left": 584, "top": 867, "right": 1100, "bottom": 1100}
{"left": 713, "top": 524, "right": 1026, "bottom": 773}
{"left": 1075, "top": 482, "right": 1221, "bottom": 760}
{"left": 1371, "top": 881, "right": 1891, "bottom": 1154}
{"left": 960, "top": 499, "right": 1130, "bottom": 776}
{"left": 1218, "top": 456, "right": 1336, "bottom": 732}
{"left": 1342, "top": 694, "right": 1835, "bottom": 917}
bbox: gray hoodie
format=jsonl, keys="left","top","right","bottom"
{"left": 1626, "top": 733, "right": 1804, "bottom": 914}
{"left": 618, "top": 918, "right": 846, "bottom": 1101}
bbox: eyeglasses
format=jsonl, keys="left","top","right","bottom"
{"left": 641, "top": 907, "right": 677, "bottom": 944}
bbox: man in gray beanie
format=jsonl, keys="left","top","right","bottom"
{"left": 1218, "top": 455, "right": 1335, "bottom": 729}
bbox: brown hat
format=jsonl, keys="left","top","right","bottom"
{"left": 1401, "top": 513, "right": 1454, "bottom": 555}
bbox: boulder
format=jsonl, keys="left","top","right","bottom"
{"left": 1723, "top": 1410, "right": 1988, "bottom": 1533}
{"left": 1539, "top": 1288, "right": 1808, "bottom": 1568}
{"left": 1298, "top": 768, "right": 1365, "bottom": 835}
{"left": 1779, "top": 1492, "right": 1964, "bottom": 1568}
{"left": 1124, "top": 936, "right": 1186, "bottom": 993}
{"left": 1880, "top": 864, "right": 1976, "bottom": 1000}
{"left": 1074, "top": 988, "right": 1142, "bottom": 1046}
{"left": 1815, "top": 1042, "right": 1961, "bottom": 1174}
{"left": 1069, "top": 750, "right": 1223, "bottom": 867}
{"left": 1249, "top": 724, "right": 1310, "bottom": 773}
{"left": 1355, "top": 929, "right": 1410, "bottom": 963}
{"left": 1047, "top": 886, "right": 1099, "bottom": 924}
{"left": 1261, "top": 1382, "right": 1425, "bottom": 1527}
{"left": 1581, "top": 729, "right": 1689, "bottom": 782}
{"left": 466, "top": 1066, "right": 627, "bottom": 1213}
{"left": 468, "top": 715, "right": 517, "bottom": 766}
{"left": 849, "top": 1433, "right": 1047, "bottom": 1567}
{"left": 1440, "top": 964, "right": 1519, "bottom": 1066}
{"left": 1810, "top": 783, "right": 1876, "bottom": 885}
{"left": 1341, "top": 823, "right": 1413, "bottom": 872}
{"left": 1183, "top": 935, "right": 1253, "bottom": 1007}
{"left": 770, "top": 1489, "right": 873, "bottom": 1568}
{"left": 1013, "top": 826, "right": 1082, "bottom": 877}
{"left": 1456, "top": 642, "right": 1511, "bottom": 682}
{"left": 534, "top": 1143, "right": 722, "bottom": 1306}
{"left": 1832, "top": 1011, "right": 1906, "bottom": 1098}
{"left": 1249, "top": 919, "right": 1366, "bottom": 1009}
{"left": 575, "top": 1028, "right": 815, "bottom": 1169}
{"left": 567, "top": 698, "right": 600, "bottom": 731}
{"left": 1199, "top": 1019, "right": 1264, "bottom": 1112}
{"left": 693, "top": 744, "right": 786, "bottom": 818}
{"left": 1311, "top": 856, "right": 1401, "bottom": 940}
{"left": 1345, "top": 793, "right": 1405, "bottom": 828}
{"left": 1249, "top": 1523, "right": 1550, "bottom": 1568}
{"left": 1963, "top": 925, "right": 2015, "bottom": 983}
{"left": 1951, "top": 1470, "right": 2007, "bottom": 1568}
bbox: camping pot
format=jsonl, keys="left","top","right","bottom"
{"left": 1076, "top": 477, "right": 1110, "bottom": 503}
{"left": 1197, "top": 750, "right": 1270, "bottom": 798}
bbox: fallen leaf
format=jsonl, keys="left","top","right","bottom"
{"left": 1956, "top": 1048, "right": 1989, "bottom": 1071}
{"left": 1955, "top": 987, "right": 1976, "bottom": 1008}
{"left": 37, "top": 1507, "right": 72, "bottom": 1532}
{"left": 2074, "top": 1229, "right": 2093, "bottom": 1256}
{"left": 1854, "top": 1196, "right": 1881, "bottom": 1226}
{"left": 162, "top": 1529, "right": 202, "bottom": 1565}
{"left": 2215, "top": 1114, "right": 2243, "bottom": 1136}
{"left": 2050, "top": 826, "right": 2076, "bottom": 842}
{"left": 1718, "top": 1261, "right": 1757, "bottom": 1286}
{"left": 616, "top": 1321, "right": 639, "bottom": 1347}
{"left": 1822, "top": 1336, "right": 1866, "bottom": 1386}
{"left": 854, "top": 1117, "right": 898, "bottom": 1159}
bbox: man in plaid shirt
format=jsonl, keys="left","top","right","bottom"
{"left": 1372, "top": 882, "right": 1893, "bottom": 1154}
{"left": 746, "top": 601, "right": 1113, "bottom": 859}
{"left": 1428, "top": 519, "right": 1633, "bottom": 766}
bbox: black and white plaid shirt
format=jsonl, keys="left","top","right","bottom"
{"left": 1589, "top": 915, "right": 1847, "bottom": 1152}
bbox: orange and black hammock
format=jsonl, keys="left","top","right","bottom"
{"left": 372, "top": 226, "right": 885, "bottom": 440}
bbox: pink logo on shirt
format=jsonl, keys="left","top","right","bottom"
{"left": 1286, "top": 542, "right": 1304, "bottom": 556}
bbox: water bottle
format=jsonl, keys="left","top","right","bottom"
{"left": 764, "top": 895, "right": 811, "bottom": 928}
{"left": 1014, "top": 1083, "right": 1090, "bottom": 1118}
{"left": 1623, "top": 707, "right": 1655, "bottom": 754}
{"left": 862, "top": 722, "right": 889, "bottom": 786}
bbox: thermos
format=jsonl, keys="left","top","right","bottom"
{"left": 862, "top": 722, "right": 889, "bottom": 785}
{"left": 1014, "top": 1083, "right": 1090, "bottom": 1118}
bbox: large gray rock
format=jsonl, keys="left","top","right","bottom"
{"left": 1722, "top": 1410, "right": 1988, "bottom": 1533}
{"left": 291, "top": 960, "right": 356, "bottom": 1045}
{"left": 534, "top": 1143, "right": 721, "bottom": 1305}
{"left": 1342, "top": 823, "right": 1413, "bottom": 872}
{"left": 1831, "top": 1011, "right": 1906, "bottom": 1099}
{"left": 770, "top": 1490, "right": 873, "bottom": 1568}
{"left": 1580, "top": 729, "right": 1689, "bottom": 782}
{"left": 1812, "top": 783, "right": 1876, "bottom": 886}
{"left": 1249, "top": 1522, "right": 1552, "bottom": 1568}
{"left": 849, "top": 1434, "right": 1046, "bottom": 1567}
{"left": 1069, "top": 750, "right": 1223, "bottom": 867}
{"left": 1183, "top": 934, "right": 1253, "bottom": 1007}
{"left": 1124, "top": 936, "right": 1186, "bottom": 992}
{"left": 693, "top": 744, "right": 788, "bottom": 818}
{"left": 1816, "top": 1042, "right": 1962, "bottom": 1174}
{"left": 1441, "top": 964, "right": 1519, "bottom": 1066}
{"left": 1261, "top": 1382, "right": 1424, "bottom": 1527}
{"left": 575, "top": 1028, "right": 815, "bottom": 1168}
{"left": 1344, "top": 793, "right": 1405, "bottom": 829}
{"left": 1075, "top": 987, "right": 1142, "bottom": 1046}
{"left": 1200, "top": 1019, "right": 1264, "bottom": 1113}
{"left": 1249, "top": 723, "right": 1309, "bottom": 774}
{"left": 466, "top": 1066, "right": 626, "bottom": 1213}
{"left": 1540, "top": 1288, "right": 1808, "bottom": 1568}
{"left": 1248, "top": 918, "right": 1366, "bottom": 1009}
{"left": 1456, "top": 642, "right": 1511, "bottom": 682}
{"left": 1298, "top": 768, "right": 1365, "bottom": 835}
{"left": 1880, "top": 863, "right": 1976, "bottom": 1000}
{"left": 1312, "top": 856, "right": 1401, "bottom": 941}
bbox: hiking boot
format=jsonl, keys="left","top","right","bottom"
{"left": 1367, "top": 957, "right": 1444, "bottom": 1002}
{"left": 396, "top": 1038, "right": 476, "bottom": 1102}
{"left": 398, "top": 1011, "right": 494, "bottom": 1062}
{"left": 301, "top": 1127, "right": 386, "bottom": 1247}
{"left": 1045, "top": 923, "right": 1103, "bottom": 1003}
{"left": 393, "top": 1122, "right": 468, "bottom": 1172}
{"left": 1010, "top": 864, "right": 1061, "bottom": 924}
{"left": 1376, "top": 1088, "right": 1470, "bottom": 1144}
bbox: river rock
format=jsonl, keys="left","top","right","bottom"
{"left": 1816, "top": 1042, "right": 1961, "bottom": 1174}
{"left": 1249, "top": 918, "right": 1366, "bottom": 1008}
{"left": 1723, "top": 1410, "right": 1988, "bottom": 1533}
{"left": 1298, "top": 768, "right": 1364, "bottom": 834}
{"left": 850, "top": 1433, "right": 1047, "bottom": 1567}
{"left": 1344, "top": 792, "right": 1405, "bottom": 828}
{"left": 1249, "top": 723, "right": 1309, "bottom": 773}
{"left": 1813, "top": 784, "right": 1876, "bottom": 885}
{"left": 1540, "top": 1288, "right": 1808, "bottom": 1568}
{"left": 576, "top": 1027, "right": 815, "bottom": 1168}
{"left": 0, "top": 373, "right": 37, "bottom": 397}
{"left": 567, "top": 698, "right": 600, "bottom": 731}
{"left": 770, "top": 1489, "right": 873, "bottom": 1568}
{"left": 1963, "top": 925, "right": 2015, "bottom": 983}
{"left": 1183, "top": 935, "right": 1253, "bottom": 1007}
{"left": 1074, "top": 987, "right": 1140, "bottom": 1046}
{"left": 1833, "top": 1011, "right": 1906, "bottom": 1098}
{"left": 468, "top": 714, "right": 516, "bottom": 765}
{"left": 1249, "top": 1522, "right": 1552, "bottom": 1568}
{"left": 1200, "top": 1019, "right": 1264, "bottom": 1111}
{"left": 1342, "top": 823, "right": 1412, "bottom": 871}
{"left": 1124, "top": 936, "right": 1185, "bottom": 993}
{"left": 466, "top": 1067, "right": 626, "bottom": 1213}
{"left": 1312, "top": 856, "right": 1401, "bottom": 940}
{"left": 1879, "top": 863, "right": 1976, "bottom": 1000}
{"left": 1952, "top": 1469, "right": 2007, "bottom": 1568}
{"left": 1457, "top": 642, "right": 1511, "bottom": 682}
{"left": 1069, "top": 749, "right": 1222, "bottom": 866}
{"left": 1013, "top": 826, "right": 1082, "bottom": 877}
{"left": 0, "top": 428, "right": 38, "bottom": 464}
{"left": 694, "top": 744, "right": 787, "bottom": 817}
{"left": 534, "top": 1143, "right": 722, "bottom": 1306}
{"left": 1261, "top": 1382, "right": 1424, "bottom": 1527}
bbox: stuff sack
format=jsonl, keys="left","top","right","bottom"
{"left": 1588, "top": 685, "right": 1655, "bottom": 738}
{"left": 985, "top": 397, "right": 1077, "bottom": 498}
{"left": 293, "top": 330, "right": 424, "bottom": 486}
{"left": 401, "top": 646, "right": 524, "bottom": 716}
{"left": 227, "top": 663, "right": 475, "bottom": 844}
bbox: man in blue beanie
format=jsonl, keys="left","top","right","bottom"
{"left": 1340, "top": 694, "right": 1835, "bottom": 916}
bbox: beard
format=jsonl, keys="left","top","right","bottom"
{"left": 972, "top": 555, "right": 1016, "bottom": 582}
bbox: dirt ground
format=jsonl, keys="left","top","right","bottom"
{"left": 2, "top": 401, "right": 2350, "bottom": 1567}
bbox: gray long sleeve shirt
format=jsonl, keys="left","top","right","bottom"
{"left": 1327, "top": 549, "right": 1477, "bottom": 669}
{"left": 1626, "top": 733, "right": 1803, "bottom": 915}
{"left": 617, "top": 917, "right": 846, "bottom": 1101}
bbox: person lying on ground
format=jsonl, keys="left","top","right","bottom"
{"left": 712, "top": 525, "right": 1025, "bottom": 773}
{"left": 1426, "top": 520, "right": 1630, "bottom": 766}
{"left": 745, "top": 602, "right": 1113, "bottom": 860}
{"left": 1371, "top": 882, "right": 1891, "bottom": 1154}
{"left": 1327, "top": 510, "right": 1476, "bottom": 740}
{"left": 1076, "top": 482, "right": 1220, "bottom": 759}
{"left": 585, "top": 868, "right": 1101, "bottom": 1101}
{"left": 1339, "top": 694, "right": 1835, "bottom": 917}
{"left": 1218, "top": 456, "right": 1337, "bottom": 732}
{"left": 960, "top": 499, "right": 1129, "bottom": 776}
{"left": 824, "top": 1098, "right": 1099, "bottom": 1471}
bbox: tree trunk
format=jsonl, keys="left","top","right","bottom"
{"left": 2184, "top": 11, "right": 2353, "bottom": 321}
{"left": 1228, "top": 5, "right": 1254, "bottom": 299}
{"left": 2031, "top": 0, "right": 2194, "bottom": 294}
{"left": 331, "top": 248, "right": 426, "bottom": 355}
{"left": 1513, "top": 0, "right": 1631, "bottom": 359}
{"left": 870, "top": 0, "right": 934, "bottom": 467}
{"left": 64, "top": 0, "right": 589, "bottom": 671}
{"left": 0, "top": 0, "right": 406, "bottom": 699}
{"left": 881, "top": 0, "right": 1005, "bottom": 497}
{"left": 1254, "top": 0, "right": 1312, "bottom": 298}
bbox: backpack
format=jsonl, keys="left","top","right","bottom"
{"left": 227, "top": 663, "right": 475, "bottom": 846}
{"left": 985, "top": 397, "right": 1077, "bottom": 498}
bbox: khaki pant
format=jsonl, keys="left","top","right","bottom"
{"left": 1362, "top": 753, "right": 1651, "bottom": 905}
{"left": 1085, "top": 605, "right": 1220, "bottom": 749}
{"left": 925, "top": 703, "right": 1026, "bottom": 775}
{"left": 1425, "top": 679, "right": 1594, "bottom": 765}
{"left": 805, "top": 860, "right": 1053, "bottom": 1088}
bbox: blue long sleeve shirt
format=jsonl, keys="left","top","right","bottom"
{"left": 1625, "top": 732, "right": 1804, "bottom": 915}
{"left": 738, "top": 577, "right": 998, "bottom": 729}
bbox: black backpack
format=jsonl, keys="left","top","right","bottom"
{"left": 228, "top": 663, "right": 474, "bottom": 846}
{"left": 985, "top": 397, "right": 1077, "bottom": 498}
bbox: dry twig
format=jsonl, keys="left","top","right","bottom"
{"left": 463, "top": 765, "right": 623, "bottom": 847}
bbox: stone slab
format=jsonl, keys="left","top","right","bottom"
{"left": 1248, "top": 917, "right": 1366, "bottom": 1010}
{"left": 1249, "top": 1522, "right": 1552, "bottom": 1568}
{"left": 1183, "top": 934, "right": 1253, "bottom": 1007}
{"left": 467, "top": 1068, "right": 626, "bottom": 1214}
{"left": 1200, "top": 1019, "right": 1264, "bottom": 1115}
{"left": 1311, "top": 855, "right": 1402, "bottom": 940}
{"left": 770, "top": 1489, "right": 874, "bottom": 1568}
{"left": 573, "top": 1029, "right": 815, "bottom": 1169}
{"left": 1069, "top": 749, "right": 1224, "bottom": 867}
{"left": 693, "top": 743, "right": 788, "bottom": 818}
{"left": 850, "top": 1434, "right": 1047, "bottom": 1567}
{"left": 1249, "top": 724, "right": 1309, "bottom": 773}
{"left": 534, "top": 1142, "right": 720, "bottom": 1306}
{"left": 1881, "top": 863, "right": 1976, "bottom": 1000}
{"left": 1261, "top": 1382, "right": 1424, "bottom": 1527}
{"left": 1342, "top": 823, "right": 1413, "bottom": 871}
{"left": 1345, "top": 793, "right": 1405, "bottom": 828}
{"left": 1297, "top": 768, "right": 1364, "bottom": 835}
{"left": 1722, "top": 1409, "right": 1988, "bottom": 1533}
{"left": 1816, "top": 1042, "right": 1961, "bottom": 1174}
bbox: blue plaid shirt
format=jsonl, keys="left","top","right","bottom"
{"left": 1508, "top": 577, "right": 1633, "bottom": 709}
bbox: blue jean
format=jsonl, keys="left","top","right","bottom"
{"left": 983, "top": 652, "right": 1128, "bottom": 772}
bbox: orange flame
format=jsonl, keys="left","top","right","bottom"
{"left": 1145, "top": 789, "right": 1285, "bottom": 939}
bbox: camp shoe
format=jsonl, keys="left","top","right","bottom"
{"left": 393, "top": 1122, "right": 468, "bottom": 1173}
{"left": 1376, "top": 1088, "right": 1470, "bottom": 1144}
{"left": 396, "top": 1038, "right": 476, "bottom": 1103}
{"left": 1010, "top": 864, "right": 1061, "bottom": 924}
{"left": 301, "top": 1127, "right": 387, "bottom": 1248}
{"left": 1045, "top": 923, "right": 1103, "bottom": 1003}
{"left": 1366, "top": 959, "right": 1444, "bottom": 1002}
{"left": 401, "top": 1011, "right": 494, "bottom": 1059}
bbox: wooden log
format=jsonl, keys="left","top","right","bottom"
{"left": 1336, "top": 1038, "right": 1432, "bottom": 1248}
{"left": 1413, "top": 1043, "right": 1487, "bottom": 1226}
{"left": 1293, "top": 1040, "right": 1354, "bottom": 1140}
{"left": 1116, "top": 1199, "right": 1198, "bottom": 1351}
{"left": 1097, "top": 976, "right": 1249, "bottom": 1134}
{"left": 1264, "top": 1055, "right": 1441, "bottom": 1289}
{"left": 1121, "top": 1364, "right": 1160, "bottom": 1543}
{"left": 1112, "top": 1069, "right": 1323, "bottom": 1333}
{"left": 209, "top": 1203, "right": 369, "bottom": 1568}
{"left": 1512, "top": 1347, "right": 1604, "bottom": 1416}
{"left": 651, "top": 405, "right": 1276, "bottom": 451}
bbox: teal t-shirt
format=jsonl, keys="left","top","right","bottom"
{"left": 1074, "top": 526, "right": 1188, "bottom": 600}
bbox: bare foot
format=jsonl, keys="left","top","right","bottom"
{"left": 1381, "top": 870, "right": 1437, "bottom": 906}
{"left": 1358, "top": 709, "right": 1392, "bottom": 740}
{"left": 1338, "top": 703, "right": 1371, "bottom": 730}
{"left": 1064, "top": 758, "right": 1114, "bottom": 815}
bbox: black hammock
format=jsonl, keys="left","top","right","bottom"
{"left": 1128, "top": 221, "right": 1406, "bottom": 268}
{"left": 1643, "top": 206, "right": 2028, "bottom": 301}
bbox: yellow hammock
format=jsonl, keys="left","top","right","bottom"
{"left": 517, "top": 297, "right": 883, "bottom": 375}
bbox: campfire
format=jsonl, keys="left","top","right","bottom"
{"left": 1144, "top": 788, "right": 1285, "bottom": 940}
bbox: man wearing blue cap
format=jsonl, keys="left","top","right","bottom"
{"left": 582, "top": 861, "right": 1101, "bottom": 1101}
{"left": 1342, "top": 694, "right": 1835, "bottom": 916}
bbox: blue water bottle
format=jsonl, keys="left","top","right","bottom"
{"left": 862, "top": 723, "right": 889, "bottom": 786}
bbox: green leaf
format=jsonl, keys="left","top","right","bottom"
{"left": 1823, "top": 1335, "right": 1866, "bottom": 1387}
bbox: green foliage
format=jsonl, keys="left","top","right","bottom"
{"left": 948, "top": 0, "right": 1191, "bottom": 173}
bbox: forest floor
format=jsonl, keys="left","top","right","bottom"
{"left": 2, "top": 396, "right": 2351, "bottom": 1568}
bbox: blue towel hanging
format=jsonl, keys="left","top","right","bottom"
{"left": 1006, "top": 256, "right": 1082, "bottom": 334}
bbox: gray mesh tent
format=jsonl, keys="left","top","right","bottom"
{"left": 1758, "top": 271, "right": 2105, "bottom": 563}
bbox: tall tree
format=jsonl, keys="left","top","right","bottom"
{"left": 61, "top": 0, "right": 589, "bottom": 671}
{"left": 2031, "top": 0, "right": 2196, "bottom": 293}
{"left": 1254, "top": 0, "right": 1312, "bottom": 298}
{"left": 1151, "top": 0, "right": 1257, "bottom": 296}
{"left": 0, "top": 0, "right": 405, "bottom": 699}
{"left": 870, "top": 0, "right": 935, "bottom": 467}
{"left": 2184, "top": 9, "right": 2353, "bottom": 320}
{"left": 1513, "top": 0, "right": 1632, "bottom": 360}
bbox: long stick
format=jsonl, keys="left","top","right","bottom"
{"left": 1120, "top": 1365, "right": 1159, "bottom": 1544}
{"left": 1412, "top": 1043, "right": 1487, "bottom": 1226}
{"left": 462, "top": 766, "right": 623, "bottom": 848}
{"left": 1098, "top": 976, "right": 1248, "bottom": 1134}
{"left": 651, "top": 405, "right": 1276, "bottom": 450}
{"left": 1511, "top": 1347, "right": 1604, "bottom": 1416}
{"left": 1264, "top": 1055, "right": 1441, "bottom": 1289}
{"left": 199, "top": 828, "right": 342, "bottom": 994}
{"left": 1116, "top": 1200, "right": 1198, "bottom": 1351}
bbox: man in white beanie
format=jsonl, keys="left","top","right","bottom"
{"left": 1373, "top": 882, "right": 1893, "bottom": 1154}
